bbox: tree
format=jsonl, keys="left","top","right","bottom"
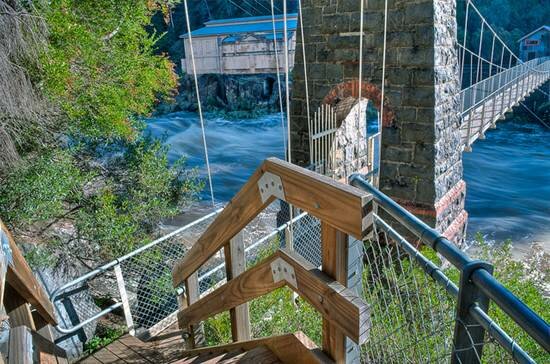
{"left": 0, "top": 0, "right": 203, "bottom": 265}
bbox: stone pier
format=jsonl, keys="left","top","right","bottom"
{"left": 291, "top": 0, "right": 467, "bottom": 244}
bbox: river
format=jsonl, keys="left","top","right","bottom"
{"left": 146, "top": 111, "right": 549, "bottom": 252}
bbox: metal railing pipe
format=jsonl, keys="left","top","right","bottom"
{"left": 349, "top": 174, "right": 471, "bottom": 269}
{"left": 469, "top": 305, "right": 534, "bottom": 364}
{"left": 350, "top": 174, "right": 550, "bottom": 354}
{"left": 471, "top": 268, "right": 550, "bottom": 352}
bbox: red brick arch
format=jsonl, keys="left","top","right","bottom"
{"left": 322, "top": 80, "right": 395, "bottom": 127}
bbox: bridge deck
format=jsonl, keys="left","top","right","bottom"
{"left": 460, "top": 66, "right": 550, "bottom": 149}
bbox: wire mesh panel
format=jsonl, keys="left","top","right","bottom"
{"left": 361, "top": 220, "right": 456, "bottom": 363}
{"left": 118, "top": 213, "right": 218, "bottom": 331}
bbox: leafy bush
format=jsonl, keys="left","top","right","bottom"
{"left": 83, "top": 327, "right": 125, "bottom": 355}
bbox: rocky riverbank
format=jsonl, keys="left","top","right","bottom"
{"left": 155, "top": 73, "right": 290, "bottom": 119}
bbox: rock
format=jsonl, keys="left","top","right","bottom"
{"left": 36, "top": 257, "right": 101, "bottom": 360}
{"left": 158, "top": 73, "right": 290, "bottom": 116}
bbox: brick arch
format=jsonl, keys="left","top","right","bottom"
{"left": 322, "top": 80, "right": 395, "bottom": 127}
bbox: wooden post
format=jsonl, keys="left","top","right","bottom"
{"left": 7, "top": 326, "right": 33, "bottom": 364}
{"left": 4, "top": 284, "right": 36, "bottom": 330}
{"left": 114, "top": 264, "right": 135, "bottom": 336}
{"left": 224, "top": 232, "right": 251, "bottom": 342}
{"left": 183, "top": 272, "right": 204, "bottom": 348}
{"left": 321, "top": 222, "right": 364, "bottom": 364}
{"left": 321, "top": 222, "right": 348, "bottom": 363}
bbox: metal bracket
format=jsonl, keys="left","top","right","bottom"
{"left": 258, "top": 172, "right": 285, "bottom": 203}
{"left": 451, "top": 260, "right": 494, "bottom": 364}
{"left": 1, "top": 228, "right": 13, "bottom": 266}
{"left": 270, "top": 257, "right": 297, "bottom": 288}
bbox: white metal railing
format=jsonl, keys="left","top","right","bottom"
{"left": 459, "top": 58, "right": 550, "bottom": 149}
{"left": 49, "top": 205, "right": 313, "bottom": 337}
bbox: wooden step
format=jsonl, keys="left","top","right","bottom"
{"left": 173, "top": 332, "right": 332, "bottom": 364}
{"left": 172, "top": 346, "right": 281, "bottom": 364}
{"left": 78, "top": 331, "right": 332, "bottom": 364}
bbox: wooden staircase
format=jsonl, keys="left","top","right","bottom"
{"left": 81, "top": 158, "right": 374, "bottom": 363}
{"left": 80, "top": 331, "right": 330, "bottom": 363}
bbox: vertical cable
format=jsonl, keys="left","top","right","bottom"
{"left": 183, "top": 0, "right": 215, "bottom": 206}
{"left": 270, "top": 0, "right": 287, "bottom": 153}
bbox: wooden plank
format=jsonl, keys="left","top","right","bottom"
{"left": 1, "top": 221, "right": 57, "bottom": 324}
{"left": 172, "top": 158, "right": 373, "bottom": 288}
{"left": 114, "top": 264, "right": 135, "bottom": 336}
{"left": 179, "top": 331, "right": 333, "bottom": 364}
{"left": 224, "top": 232, "right": 251, "bottom": 342}
{"left": 264, "top": 158, "right": 372, "bottom": 239}
{"left": 7, "top": 326, "right": 33, "bottom": 364}
{"left": 30, "top": 330, "right": 67, "bottom": 364}
{"left": 178, "top": 253, "right": 283, "bottom": 328}
{"left": 4, "top": 284, "right": 36, "bottom": 330}
{"left": 178, "top": 249, "right": 369, "bottom": 344}
{"left": 184, "top": 272, "right": 204, "bottom": 348}
{"left": 172, "top": 166, "right": 271, "bottom": 288}
{"left": 321, "top": 223, "right": 348, "bottom": 363}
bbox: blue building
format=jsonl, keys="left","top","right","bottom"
{"left": 180, "top": 14, "right": 297, "bottom": 75}
{"left": 518, "top": 25, "right": 550, "bottom": 61}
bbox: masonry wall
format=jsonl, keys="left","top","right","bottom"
{"left": 291, "top": 0, "right": 467, "bottom": 243}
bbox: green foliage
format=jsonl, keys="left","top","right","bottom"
{"left": 203, "top": 239, "right": 321, "bottom": 346}
{"left": 77, "top": 136, "right": 203, "bottom": 259}
{"left": 457, "top": 0, "right": 549, "bottom": 52}
{"left": 83, "top": 326, "right": 125, "bottom": 354}
{"left": 24, "top": 243, "right": 59, "bottom": 269}
{"left": 467, "top": 238, "right": 549, "bottom": 362}
{"left": 202, "top": 236, "right": 549, "bottom": 362}
{"left": 0, "top": 149, "right": 87, "bottom": 226}
{"left": 38, "top": 0, "right": 178, "bottom": 139}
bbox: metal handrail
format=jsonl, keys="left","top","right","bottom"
{"left": 460, "top": 58, "right": 550, "bottom": 116}
{"left": 50, "top": 207, "right": 309, "bottom": 335}
{"left": 349, "top": 174, "right": 550, "bottom": 357}
{"left": 50, "top": 208, "right": 223, "bottom": 334}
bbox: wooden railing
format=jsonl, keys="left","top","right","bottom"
{"left": 171, "top": 158, "right": 373, "bottom": 363}
{"left": 1, "top": 220, "right": 68, "bottom": 363}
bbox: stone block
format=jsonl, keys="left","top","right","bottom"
{"left": 326, "top": 63, "right": 344, "bottom": 81}
{"left": 381, "top": 146, "right": 414, "bottom": 163}
{"left": 321, "top": 14, "right": 351, "bottom": 34}
{"left": 405, "top": 2, "right": 434, "bottom": 25}
{"left": 403, "top": 86, "right": 435, "bottom": 107}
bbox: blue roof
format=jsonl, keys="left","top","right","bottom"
{"left": 181, "top": 13, "right": 298, "bottom": 39}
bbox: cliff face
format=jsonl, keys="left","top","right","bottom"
{"left": 156, "top": 73, "right": 290, "bottom": 117}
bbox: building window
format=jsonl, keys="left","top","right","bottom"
{"left": 525, "top": 39, "right": 540, "bottom": 46}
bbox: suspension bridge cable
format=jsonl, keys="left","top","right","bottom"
{"left": 270, "top": 0, "right": 286, "bottom": 153}
{"left": 519, "top": 102, "right": 550, "bottom": 129}
{"left": 283, "top": 0, "right": 294, "bottom": 245}
{"left": 377, "top": 0, "right": 389, "bottom": 184}
{"left": 283, "top": 0, "right": 291, "bottom": 163}
{"left": 182, "top": 0, "right": 215, "bottom": 207}
{"left": 228, "top": 0, "right": 255, "bottom": 17}
{"left": 357, "top": 0, "right": 366, "bottom": 177}
{"left": 298, "top": 0, "right": 311, "bottom": 157}
{"left": 249, "top": 0, "right": 272, "bottom": 15}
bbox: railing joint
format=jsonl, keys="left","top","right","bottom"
{"left": 451, "top": 260, "right": 494, "bottom": 364}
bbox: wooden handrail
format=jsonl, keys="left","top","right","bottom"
{"left": 1, "top": 220, "right": 57, "bottom": 325}
{"left": 172, "top": 157, "right": 373, "bottom": 288}
{"left": 177, "top": 248, "right": 370, "bottom": 345}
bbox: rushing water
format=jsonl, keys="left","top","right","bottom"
{"left": 462, "top": 117, "right": 550, "bottom": 252}
{"left": 146, "top": 111, "right": 549, "bottom": 251}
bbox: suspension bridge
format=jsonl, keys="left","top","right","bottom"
{"left": 1, "top": 0, "right": 549, "bottom": 363}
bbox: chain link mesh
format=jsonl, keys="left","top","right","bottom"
{"left": 50, "top": 198, "right": 546, "bottom": 364}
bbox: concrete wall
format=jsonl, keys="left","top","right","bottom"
{"left": 291, "top": 0, "right": 467, "bottom": 244}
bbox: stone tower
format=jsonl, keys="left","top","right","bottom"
{"left": 291, "top": 0, "right": 467, "bottom": 244}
